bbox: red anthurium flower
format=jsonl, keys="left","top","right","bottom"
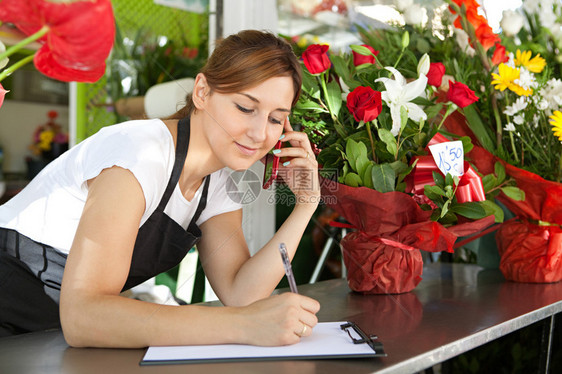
{"left": 302, "top": 44, "right": 331, "bottom": 75}
{"left": 492, "top": 43, "right": 509, "bottom": 65}
{"left": 346, "top": 86, "right": 382, "bottom": 123}
{"left": 352, "top": 44, "right": 379, "bottom": 66}
{"left": 0, "top": 83, "right": 8, "bottom": 108}
{"left": 446, "top": 80, "right": 479, "bottom": 108}
{"left": 0, "top": 0, "right": 115, "bottom": 83}
{"left": 427, "top": 62, "right": 446, "bottom": 87}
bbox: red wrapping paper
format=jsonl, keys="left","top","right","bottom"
{"left": 444, "top": 113, "right": 562, "bottom": 283}
{"left": 406, "top": 133, "right": 486, "bottom": 203}
{"left": 321, "top": 178, "right": 495, "bottom": 294}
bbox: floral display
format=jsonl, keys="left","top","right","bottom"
{"left": 375, "top": 0, "right": 562, "bottom": 284}
{"left": 0, "top": 0, "right": 115, "bottom": 108}
{"left": 29, "top": 110, "right": 68, "bottom": 160}
{"left": 292, "top": 32, "right": 506, "bottom": 293}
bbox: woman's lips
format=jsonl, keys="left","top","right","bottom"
{"left": 235, "top": 142, "right": 258, "bottom": 156}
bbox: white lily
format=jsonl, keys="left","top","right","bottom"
{"left": 375, "top": 67, "right": 428, "bottom": 136}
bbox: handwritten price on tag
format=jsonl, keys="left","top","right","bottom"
{"left": 428, "top": 141, "right": 464, "bottom": 177}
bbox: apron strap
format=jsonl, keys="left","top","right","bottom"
{"left": 188, "top": 174, "right": 211, "bottom": 228}
{"left": 155, "top": 117, "right": 190, "bottom": 212}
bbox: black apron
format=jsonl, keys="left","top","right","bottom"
{"left": 0, "top": 116, "right": 208, "bottom": 335}
{"left": 122, "top": 116, "right": 210, "bottom": 290}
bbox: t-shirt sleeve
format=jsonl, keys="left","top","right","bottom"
{"left": 76, "top": 121, "right": 172, "bottom": 218}
{"left": 196, "top": 168, "right": 243, "bottom": 225}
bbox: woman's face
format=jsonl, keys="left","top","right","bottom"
{"left": 201, "top": 76, "right": 294, "bottom": 171}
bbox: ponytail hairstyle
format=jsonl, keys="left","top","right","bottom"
{"left": 168, "top": 30, "right": 302, "bottom": 119}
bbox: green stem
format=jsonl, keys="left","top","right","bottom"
{"left": 365, "top": 120, "right": 377, "bottom": 162}
{"left": 492, "top": 95, "right": 503, "bottom": 150}
{"left": 318, "top": 73, "right": 347, "bottom": 138}
{"left": 436, "top": 103, "right": 457, "bottom": 133}
{"left": 508, "top": 131, "right": 520, "bottom": 163}
{"left": 0, "top": 54, "right": 35, "bottom": 82}
{"left": 0, "top": 25, "right": 48, "bottom": 62}
{"left": 558, "top": 152, "right": 562, "bottom": 183}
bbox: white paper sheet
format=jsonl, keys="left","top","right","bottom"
{"left": 142, "top": 322, "right": 380, "bottom": 364}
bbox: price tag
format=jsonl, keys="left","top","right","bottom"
{"left": 428, "top": 140, "right": 464, "bottom": 177}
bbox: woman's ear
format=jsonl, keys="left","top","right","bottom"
{"left": 192, "top": 73, "right": 209, "bottom": 110}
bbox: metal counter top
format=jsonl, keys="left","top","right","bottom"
{"left": 1, "top": 263, "right": 561, "bottom": 374}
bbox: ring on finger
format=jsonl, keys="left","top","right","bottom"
{"left": 300, "top": 323, "right": 307, "bottom": 336}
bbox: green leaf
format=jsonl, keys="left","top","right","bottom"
{"left": 481, "top": 174, "right": 497, "bottom": 192}
{"left": 344, "top": 172, "right": 363, "bottom": 187}
{"left": 424, "top": 103, "right": 444, "bottom": 121}
{"left": 433, "top": 171, "right": 445, "bottom": 187}
{"left": 295, "top": 99, "right": 325, "bottom": 113}
{"left": 445, "top": 173, "right": 454, "bottom": 187}
{"left": 345, "top": 138, "right": 360, "bottom": 172}
{"left": 494, "top": 162, "right": 506, "bottom": 184}
{"left": 362, "top": 163, "right": 374, "bottom": 189}
{"left": 450, "top": 202, "right": 488, "bottom": 219}
{"left": 331, "top": 54, "right": 351, "bottom": 82}
{"left": 350, "top": 44, "right": 376, "bottom": 56}
{"left": 302, "top": 70, "right": 320, "bottom": 98}
{"left": 480, "top": 200, "right": 504, "bottom": 223}
{"left": 440, "top": 200, "right": 451, "bottom": 218}
{"left": 459, "top": 136, "right": 474, "bottom": 154}
{"left": 371, "top": 163, "right": 396, "bottom": 192}
{"left": 355, "top": 142, "right": 370, "bottom": 176}
{"left": 325, "top": 78, "right": 342, "bottom": 118}
{"left": 501, "top": 186, "right": 525, "bottom": 201}
{"left": 378, "top": 128, "right": 397, "bottom": 156}
{"left": 462, "top": 105, "right": 495, "bottom": 153}
{"left": 389, "top": 160, "right": 408, "bottom": 175}
{"left": 416, "top": 37, "right": 431, "bottom": 54}
{"left": 424, "top": 185, "right": 446, "bottom": 200}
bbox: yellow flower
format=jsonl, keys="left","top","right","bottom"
{"left": 549, "top": 110, "right": 562, "bottom": 142}
{"left": 491, "top": 63, "right": 533, "bottom": 96}
{"left": 38, "top": 130, "right": 55, "bottom": 151}
{"left": 514, "top": 49, "right": 546, "bottom": 73}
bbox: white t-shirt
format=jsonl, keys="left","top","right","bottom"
{"left": 0, "top": 119, "right": 242, "bottom": 254}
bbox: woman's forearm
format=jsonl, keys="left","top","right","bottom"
{"left": 223, "top": 202, "right": 318, "bottom": 306}
{"left": 60, "top": 292, "right": 242, "bottom": 348}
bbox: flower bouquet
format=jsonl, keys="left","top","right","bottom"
{"left": 434, "top": 0, "right": 562, "bottom": 283}
{"left": 292, "top": 31, "right": 505, "bottom": 293}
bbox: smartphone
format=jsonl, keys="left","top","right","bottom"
{"left": 262, "top": 140, "right": 282, "bottom": 189}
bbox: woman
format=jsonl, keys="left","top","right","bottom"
{"left": 0, "top": 30, "right": 320, "bottom": 347}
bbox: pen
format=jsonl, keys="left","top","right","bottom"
{"left": 279, "top": 242, "right": 298, "bottom": 294}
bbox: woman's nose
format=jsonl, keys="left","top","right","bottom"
{"left": 246, "top": 116, "right": 268, "bottom": 143}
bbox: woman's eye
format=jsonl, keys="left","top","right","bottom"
{"left": 236, "top": 104, "right": 253, "bottom": 114}
{"left": 269, "top": 117, "right": 283, "bottom": 125}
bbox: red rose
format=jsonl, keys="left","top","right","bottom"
{"left": 352, "top": 44, "right": 379, "bottom": 66}
{"left": 492, "top": 43, "right": 509, "bottom": 65}
{"left": 302, "top": 44, "right": 331, "bottom": 75}
{"left": 346, "top": 86, "right": 382, "bottom": 123}
{"left": 0, "top": 0, "right": 115, "bottom": 83}
{"left": 446, "top": 81, "right": 479, "bottom": 108}
{"left": 427, "top": 62, "right": 446, "bottom": 87}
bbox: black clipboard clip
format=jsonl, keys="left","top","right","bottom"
{"left": 340, "top": 322, "right": 387, "bottom": 356}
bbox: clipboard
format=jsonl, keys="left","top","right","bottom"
{"left": 140, "top": 321, "right": 386, "bottom": 365}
